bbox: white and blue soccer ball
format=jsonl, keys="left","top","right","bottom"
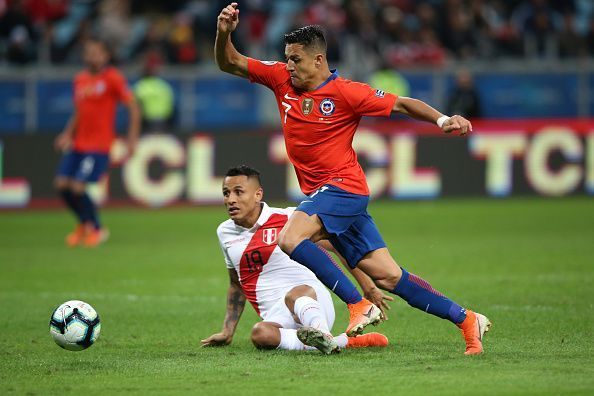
{"left": 49, "top": 300, "right": 101, "bottom": 351}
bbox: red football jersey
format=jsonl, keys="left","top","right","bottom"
{"left": 248, "top": 57, "right": 397, "bottom": 195}
{"left": 72, "top": 66, "right": 133, "bottom": 153}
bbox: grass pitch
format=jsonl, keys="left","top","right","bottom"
{"left": 1, "top": 198, "right": 593, "bottom": 395}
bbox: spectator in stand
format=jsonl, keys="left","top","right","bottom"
{"left": 134, "top": 51, "right": 175, "bottom": 133}
{"left": 558, "top": 11, "right": 585, "bottom": 58}
{"left": 446, "top": 69, "right": 482, "bottom": 119}
{"left": 0, "top": 0, "right": 37, "bottom": 64}
{"left": 167, "top": 12, "right": 198, "bottom": 64}
{"left": 2, "top": 0, "right": 594, "bottom": 67}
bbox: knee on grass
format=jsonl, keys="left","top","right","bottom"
{"left": 250, "top": 323, "right": 279, "bottom": 350}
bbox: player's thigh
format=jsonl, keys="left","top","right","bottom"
{"left": 73, "top": 153, "right": 109, "bottom": 185}
{"left": 329, "top": 212, "right": 387, "bottom": 269}
{"left": 278, "top": 211, "right": 326, "bottom": 252}
{"left": 357, "top": 248, "right": 403, "bottom": 291}
{"left": 262, "top": 295, "right": 301, "bottom": 330}
{"left": 293, "top": 185, "right": 368, "bottom": 242}
{"left": 55, "top": 151, "right": 79, "bottom": 189}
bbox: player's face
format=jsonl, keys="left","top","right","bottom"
{"left": 83, "top": 41, "right": 109, "bottom": 72}
{"left": 285, "top": 44, "right": 321, "bottom": 90}
{"left": 222, "top": 175, "right": 263, "bottom": 227}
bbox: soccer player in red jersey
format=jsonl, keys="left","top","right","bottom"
{"left": 215, "top": 3, "right": 491, "bottom": 355}
{"left": 54, "top": 37, "right": 140, "bottom": 247}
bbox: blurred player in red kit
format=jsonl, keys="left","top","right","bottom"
{"left": 54, "top": 37, "right": 140, "bottom": 247}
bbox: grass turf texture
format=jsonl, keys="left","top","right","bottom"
{"left": 1, "top": 198, "right": 593, "bottom": 395}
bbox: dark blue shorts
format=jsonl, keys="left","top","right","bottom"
{"left": 296, "top": 185, "right": 386, "bottom": 268}
{"left": 57, "top": 151, "right": 109, "bottom": 183}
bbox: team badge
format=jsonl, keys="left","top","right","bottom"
{"left": 262, "top": 228, "right": 277, "bottom": 245}
{"left": 319, "top": 98, "right": 335, "bottom": 116}
{"left": 375, "top": 89, "right": 385, "bottom": 98}
{"left": 302, "top": 98, "right": 314, "bottom": 115}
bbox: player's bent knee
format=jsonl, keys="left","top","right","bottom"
{"left": 375, "top": 273, "right": 401, "bottom": 291}
{"left": 70, "top": 181, "right": 86, "bottom": 194}
{"left": 54, "top": 178, "right": 70, "bottom": 191}
{"left": 277, "top": 228, "right": 301, "bottom": 255}
{"left": 250, "top": 323, "right": 278, "bottom": 350}
{"left": 284, "top": 285, "right": 316, "bottom": 311}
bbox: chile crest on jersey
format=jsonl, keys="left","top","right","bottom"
{"left": 319, "top": 98, "right": 336, "bottom": 116}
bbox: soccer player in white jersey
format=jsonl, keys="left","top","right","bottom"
{"left": 201, "top": 165, "right": 390, "bottom": 354}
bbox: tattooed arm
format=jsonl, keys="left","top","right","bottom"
{"left": 200, "top": 269, "right": 246, "bottom": 347}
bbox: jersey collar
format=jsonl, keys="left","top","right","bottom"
{"left": 254, "top": 202, "right": 272, "bottom": 228}
{"left": 235, "top": 202, "right": 271, "bottom": 231}
{"left": 313, "top": 69, "right": 338, "bottom": 91}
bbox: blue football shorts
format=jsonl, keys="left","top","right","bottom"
{"left": 295, "top": 184, "right": 386, "bottom": 268}
{"left": 57, "top": 150, "right": 109, "bottom": 183}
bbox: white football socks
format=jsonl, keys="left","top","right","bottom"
{"left": 334, "top": 333, "right": 348, "bottom": 348}
{"left": 293, "top": 296, "right": 330, "bottom": 333}
{"left": 277, "top": 328, "right": 316, "bottom": 350}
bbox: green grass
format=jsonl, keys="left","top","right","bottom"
{"left": 1, "top": 198, "right": 593, "bottom": 395}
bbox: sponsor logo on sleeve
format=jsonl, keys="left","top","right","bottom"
{"left": 260, "top": 60, "right": 278, "bottom": 66}
{"left": 375, "top": 89, "right": 385, "bottom": 98}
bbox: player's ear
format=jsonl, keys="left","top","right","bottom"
{"left": 314, "top": 53, "right": 323, "bottom": 68}
{"left": 255, "top": 187, "right": 263, "bottom": 202}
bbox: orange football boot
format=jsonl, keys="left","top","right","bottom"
{"left": 83, "top": 226, "right": 110, "bottom": 247}
{"left": 65, "top": 224, "right": 86, "bottom": 247}
{"left": 345, "top": 298, "right": 382, "bottom": 336}
{"left": 346, "top": 332, "right": 389, "bottom": 348}
{"left": 458, "top": 310, "right": 492, "bottom": 355}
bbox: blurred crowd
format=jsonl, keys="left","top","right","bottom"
{"left": 1, "top": 0, "right": 594, "bottom": 68}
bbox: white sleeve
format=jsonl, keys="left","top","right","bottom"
{"left": 216, "top": 226, "right": 234, "bottom": 269}
{"left": 219, "top": 242, "right": 234, "bottom": 269}
{"left": 285, "top": 207, "right": 297, "bottom": 218}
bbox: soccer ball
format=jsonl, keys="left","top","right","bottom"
{"left": 49, "top": 300, "right": 101, "bottom": 351}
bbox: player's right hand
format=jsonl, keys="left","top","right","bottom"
{"left": 200, "top": 332, "right": 232, "bottom": 347}
{"left": 217, "top": 3, "right": 240, "bottom": 34}
{"left": 54, "top": 132, "right": 72, "bottom": 152}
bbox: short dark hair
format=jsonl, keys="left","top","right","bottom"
{"left": 284, "top": 25, "right": 327, "bottom": 53}
{"left": 85, "top": 36, "right": 111, "bottom": 53}
{"left": 225, "top": 165, "right": 262, "bottom": 185}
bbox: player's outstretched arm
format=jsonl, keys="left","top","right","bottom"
{"left": 125, "top": 98, "right": 141, "bottom": 156}
{"left": 316, "top": 240, "right": 393, "bottom": 319}
{"left": 201, "top": 269, "right": 246, "bottom": 347}
{"left": 392, "top": 96, "right": 473, "bottom": 135}
{"left": 215, "top": 2, "right": 248, "bottom": 78}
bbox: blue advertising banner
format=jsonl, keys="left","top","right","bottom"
{"left": 0, "top": 81, "right": 25, "bottom": 133}
{"left": 476, "top": 73, "right": 578, "bottom": 118}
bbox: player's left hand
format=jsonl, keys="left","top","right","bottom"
{"left": 364, "top": 287, "right": 393, "bottom": 320}
{"left": 200, "top": 332, "right": 232, "bottom": 347}
{"left": 441, "top": 115, "right": 473, "bottom": 136}
{"left": 54, "top": 132, "right": 72, "bottom": 152}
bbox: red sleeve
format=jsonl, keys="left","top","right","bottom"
{"left": 247, "top": 58, "right": 289, "bottom": 91}
{"left": 340, "top": 80, "right": 397, "bottom": 117}
{"left": 109, "top": 68, "right": 133, "bottom": 103}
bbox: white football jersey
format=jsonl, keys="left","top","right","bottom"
{"left": 217, "top": 203, "right": 325, "bottom": 318}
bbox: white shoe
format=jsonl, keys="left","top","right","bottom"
{"left": 297, "top": 327, "right": 340, "bottom": 355}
